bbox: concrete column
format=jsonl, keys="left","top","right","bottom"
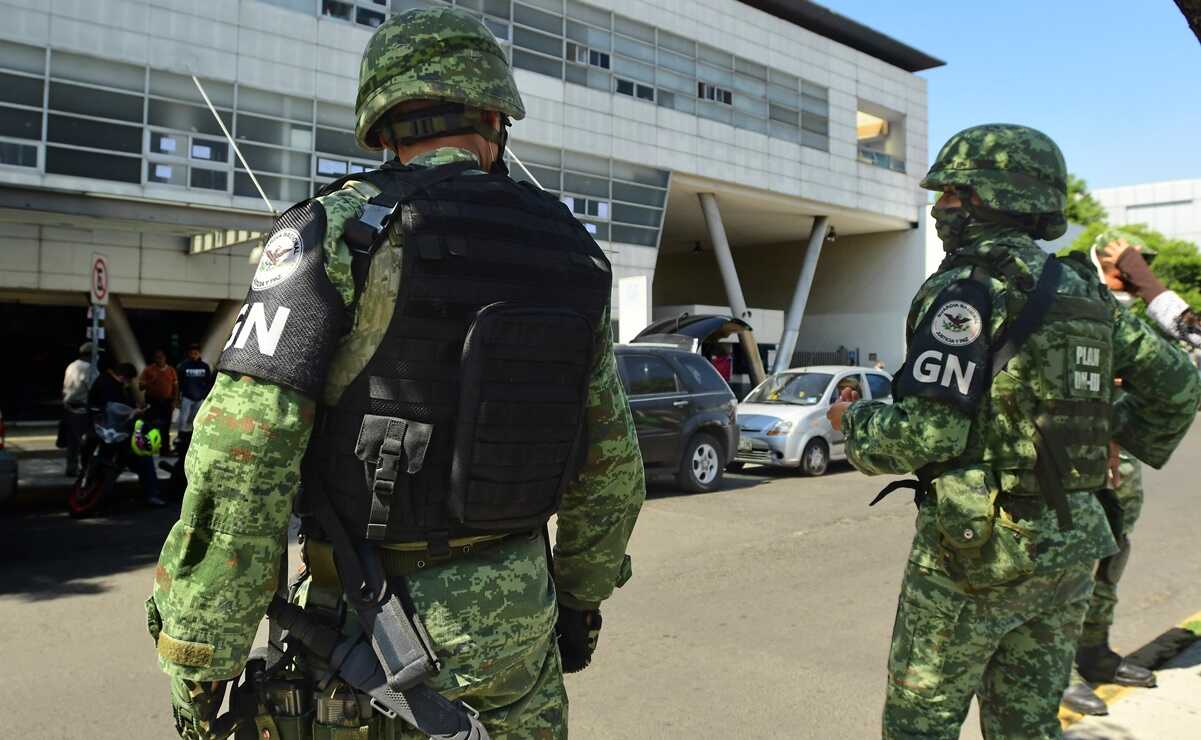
{"left": 697, "top": 192, "right": 766, "bottom": 385}
{"left": 104, "top": 295, "right": 146, "bottom": 404}
{"left": 773, "top": 216, "right": 829, "bottom": 374}
{"left": 200, "top": 299, "right": 243, "bottom": 368}
{"left": 105, "top": 294, "right": 145, "bottom": 374}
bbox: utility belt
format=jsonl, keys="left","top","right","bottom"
{"left": 874, "top": 466, "right": 1115, "bottom": 592}
{"left": 303, "top": 532, "right": 518, "bottom": 588}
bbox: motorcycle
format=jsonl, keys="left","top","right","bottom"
{"left": 67, "top": 404, "right": 160, "bottom": 517}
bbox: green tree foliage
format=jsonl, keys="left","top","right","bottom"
{"left": 1059, "top": 223, "right": 1201, "bottom": 315}
{"left": 1065, "top": 174, "right": 1108, "bottom": 226}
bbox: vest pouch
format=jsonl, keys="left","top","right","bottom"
{"left": 258, "top": 713, "right": 313, "bottom": 740}
{"left": 450, "top": 302, "right": 594, "bottom": 531}
{"left": 354, "top": 414, "right": 434, "bottom": 541}
{"left": 933, "top": 466, "right": 997, "bottom": 552}
{"left": 312, "top": 684, "right": 379, "bottom": 740}
{"left": 934, "top": 468, "right": 1036, "bottom": 589}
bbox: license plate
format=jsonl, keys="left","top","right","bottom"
{"left": 738, "top": 438, "right": 752, "bottom": 452}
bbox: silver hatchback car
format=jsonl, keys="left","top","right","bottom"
{"left": 732, "top": 366, "right": 893, "bottom": 475}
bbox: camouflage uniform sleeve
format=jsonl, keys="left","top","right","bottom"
{"left": 149, "top": 373, "right": 314, "bottom": 681}
{"left": 149, "top": 189, "right": 365, "bottom": 682}
{"left": 552, "top": 308, "right": 646, "bottom": 610}
{"left": 1111, "top": 303, "right": 1201, "bottom": 468}
{"left": 842, "top": 396, "right": 972, "bottom": 476}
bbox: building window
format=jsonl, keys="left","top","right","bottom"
{"left": 190, "top": 167, "right": 228, "bottom": 191}
{"left": 561, "top": 194, "right": 610, "bottom": 219}
{"left": 322, "top": 0, "right": 387, "bottom": 28}
{"left": 190, "top": 138, "right": 228, "bottom": 162}
{"left": 616, "top": 78, "right": 654, "bottom": 101}
{"left": 856, "top": 105, "right": 906, "bottom": 173}
{"left": 0, "top": 140, "right": 37, "bottom": 168}
{"left": 566, "top": 42, "right": 609, "bottom": 69}
{"left": 697, "top": 82, "right": 732, "bottom": 105}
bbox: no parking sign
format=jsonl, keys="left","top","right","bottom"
{"left": 90, "top": 254, "right": 109, "bottom": 306}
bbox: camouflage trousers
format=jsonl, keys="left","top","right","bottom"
{"left": 883, "top": 560, "right": 1095, "bottom": 740}
{"left": 288, "top": 533, "right": 567, "bottom": 740}
{"left": 1079, "top": 451, "right": 1143, "bottom": 648}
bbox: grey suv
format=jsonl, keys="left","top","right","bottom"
{"left": 614, "top": 344, "right": 738, "bottom": 493}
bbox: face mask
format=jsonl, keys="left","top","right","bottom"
{"left": 931, "top": 206, "right": 972, "bottom": 252}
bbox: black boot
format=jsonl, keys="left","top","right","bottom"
{"left": 1076, "top": 643, "right": 1157, "bottom": 687}
{"left": 1061, "top": 682, "right": 1108, "bottom": 715}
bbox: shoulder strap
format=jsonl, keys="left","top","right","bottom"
{"left": 337, "top": 161, "right": 480, "bottom": 310}
{"left": 990, "top": 256, "right": 1063, "bottom": 379}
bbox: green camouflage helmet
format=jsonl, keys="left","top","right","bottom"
{"left": 355, "top": 7, "right": 525, "bottom": 150}
{"left": 921, "top": 124, "right": 1068, "bottom": 215}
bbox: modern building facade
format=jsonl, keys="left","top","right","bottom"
{"left": 1093, "top": 179, "right": 1201, "bottom": 245}
{"left": 0, "top": 0, "right": 941, "bottom": 417}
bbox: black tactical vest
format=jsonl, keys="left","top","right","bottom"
{"left": 305, "top": 162, "right": 612, "bottom": 546}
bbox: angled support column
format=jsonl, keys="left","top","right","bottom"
{"left": 200, "top": 299, "right": 243, "bottom": 369}
{"left": 105, "top": 294, "right": 145, "bottom": 374}
{"left": 104, "top": 294, "right": 147, "bottom": 404}
{"left": 697, "top": 192, "right": 766, "bottom": 386}
{"left": 773, "top": 215, "right": 829, "bottom": 374}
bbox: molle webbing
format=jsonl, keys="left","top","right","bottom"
{"left": 941, "top": 251, "right": 1112, "bottom": 529}
{"left": 310, "top": 165, "right": 610, "bottom": 545}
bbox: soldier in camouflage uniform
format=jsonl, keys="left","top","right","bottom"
{"left": 147, "top": 8, "right": 644, "bottom": 739}
{"left": 1063, "top": 228, "right": 1201, "bottom": 714}
{"left": 828, "top": 124, "right": 1200, "bottom": 739}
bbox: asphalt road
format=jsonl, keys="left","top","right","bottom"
{"left": 3, "top": 430, "right": 1200, "bottom": 739}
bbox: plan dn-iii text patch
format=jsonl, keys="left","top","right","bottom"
{"left": 895, "top": 279, "right": 993, "bottom": 413}
{"left": 1067, "top": 338, "right": 1107, "bottom": 398}
{"left": 217, "top": 199, "right": 346, "bottom": 397}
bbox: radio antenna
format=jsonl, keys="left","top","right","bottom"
{"left": 192, "top": 75, "right": 277, "bottom": 216}
{"left": 506, "top": 146, "right": 543, "bottom": 190}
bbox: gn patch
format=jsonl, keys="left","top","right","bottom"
{"left": 1068, "top": 338, "right": 1107, "bottom": 398}
{"left": 217, "top": 199, "right": 347, "bottom": 398}
{"left": 896, "top": 279, "right": 992, "bottom": 413}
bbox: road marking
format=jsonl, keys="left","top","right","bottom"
{"left": 1059, "top": 608, "right": 1201, "bottom": 729}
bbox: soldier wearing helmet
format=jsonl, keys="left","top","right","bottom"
{"left": 148, "top": 8, "right": 644, "bottom": 739}
{"left": 827, "top": 124, "right": 1199, "bottom": 738}
{"left": 1062, "top": 227, "right": 1201, "bottom": 716}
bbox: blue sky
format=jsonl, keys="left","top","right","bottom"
{"left": 816, "top": 1, "right": 1201, "bottom": 190}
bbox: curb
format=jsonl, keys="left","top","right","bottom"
{"left": 1059, "top": 609, "right": 1201, "bottom": 728}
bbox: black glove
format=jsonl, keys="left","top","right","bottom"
{"left": 555, "top": 604, "right": 602, "bottom": 673}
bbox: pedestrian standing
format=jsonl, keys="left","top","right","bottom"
{"left": 174, "top": 343, "right": 211, "bottom": 447}
{"left": 148, "top": 9, "right": 644, "bottom": 739}
{"left": 708, "top": 342, "right": 733, "bottom": 381}
{"left": 828, "top": 124, "right": 1200, "bottom": 739}
{"left": 61, "top": 342, "right": 98, "bottom": 477}
{"left": 139, "top": 349, "right": 177, "bottom": 453}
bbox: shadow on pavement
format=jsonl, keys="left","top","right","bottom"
{"left": 0, "top": 504, "right": 177, "bottom": 601}
{"left": 1064, "top": 722, "right": 1138, "bottom": 740}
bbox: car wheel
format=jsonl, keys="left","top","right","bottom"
{"left": 677, "top": 432, "right": 724, "bottom": 493}
{"left": 725, "top": 461, "right": 745, "bottom": 472}
{"left": 800, "top": 439, "right": 829, "bottom": 476}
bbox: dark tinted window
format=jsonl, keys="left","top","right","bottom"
{"left": 866, "top": 373, "right": 892, "bottom": 400}
{"left": 676, "top": 354, "right": 731, "bottom": 394}
{"left": 620, "top": 355, "right": 679, "bottom": 396}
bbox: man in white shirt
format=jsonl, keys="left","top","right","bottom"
{"left": 62, "top": 342, "right": 99, "bottom": 477}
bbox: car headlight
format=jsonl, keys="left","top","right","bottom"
{"left": 766, "top": 420, "right": 794, "bottom": 436}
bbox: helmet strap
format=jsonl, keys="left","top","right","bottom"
{"left": 489, "top": 115, "right": 511, "bottom": 176}
{"left": 377, "top": 103, "right": 504, "bottom": 147}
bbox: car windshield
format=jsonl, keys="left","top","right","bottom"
{"left": 744, "top": 372, "right": 833, "bottom": 405}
